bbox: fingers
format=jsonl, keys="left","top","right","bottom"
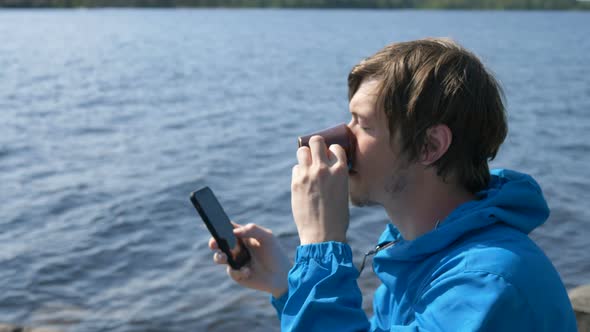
{"left": 227, "top": 265, "right": 251, "bottom": 282}
{"left": 208, "top": 237, "right": 218, "bottom": 250}
{"left": 328, "top": 144, "right": 347, "bottom": 168}
{"left": 296, "top": 146, "right": 311, "bottom": 167}
{"left": 308, "top": 135, "right": 329, "bottom": 165}
{"left": 213, "top": 251, "right": 251, "bottom": 283}
{"left": 213, "top": 250, "right": 227, "bottom": 264}
{"left": 233, "top": 223, "right": 271, "bottom": 241}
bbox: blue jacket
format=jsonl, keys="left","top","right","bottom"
{"left": 271, "top": 169, "right": 577, "bottom": 331}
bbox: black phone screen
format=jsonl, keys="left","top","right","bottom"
{"left": 194, "top": 188, "right": 236, "bottom": 247}
{"left": 190, "top": 187, "right": 250, "bottom": 269}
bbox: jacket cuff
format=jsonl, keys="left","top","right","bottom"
{"left": 270, "top": 291, "right": 289, "bottom": 319}
{"left": 295, "top": 241, "right": 353, "bottom": 264}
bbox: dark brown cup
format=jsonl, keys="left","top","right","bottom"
{"left": 297, "top": 123, "right": 356, "bottom": 171}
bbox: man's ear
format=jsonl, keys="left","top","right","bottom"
{"left": 420, "top": 124, "right": 452, "bottom": 166}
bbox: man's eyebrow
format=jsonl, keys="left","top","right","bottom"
{"left": 350, "top": 110, "right": 368, "bottom": 119}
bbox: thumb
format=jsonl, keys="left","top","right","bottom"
{"left": 233, "top": 223, "right": 271, "bottom": 241}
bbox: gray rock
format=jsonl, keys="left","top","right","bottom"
{"left": 0, "top": 324, "right": 61, "bottom": 332}
{"left": 0, "top": 324, "right": 22, "bottom": 332}
{"left": 570, "top": 284, "right": 590, "bottom": 332}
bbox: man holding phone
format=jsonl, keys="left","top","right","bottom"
{"left": 209, "top": 38, "right": 576, "bottom": 331}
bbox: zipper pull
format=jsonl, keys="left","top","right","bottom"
{"left": 358, "top": 239, "right": 399, "bottom": 275}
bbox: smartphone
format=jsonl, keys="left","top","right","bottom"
{"left": 190, "top": 186, "right": 251, "bottom": 270}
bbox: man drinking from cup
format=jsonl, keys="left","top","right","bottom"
{"left": 209, "top": 38, "right": 576, "bottom": 331}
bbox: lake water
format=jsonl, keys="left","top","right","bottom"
{"left": 0, "top": 8, "right": 589, "bottom": 331}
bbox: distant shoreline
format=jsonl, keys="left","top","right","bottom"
{"left": 1, "top": 7, "right": 590, "bottom": 10}
{"left": 2, "top": 0, "right": 589, "bottom": 10}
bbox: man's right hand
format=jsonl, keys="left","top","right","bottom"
{"left": 208, "top": 223, "right": 291, "bottom": 299}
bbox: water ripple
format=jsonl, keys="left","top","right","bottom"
{"left": 1, "top": 9, "right": 589, "bottom": 332}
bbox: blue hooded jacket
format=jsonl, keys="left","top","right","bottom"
{"left": 271, "top": 169, "right": 577, "bottom": 331}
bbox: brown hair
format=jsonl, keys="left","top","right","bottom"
{"left": 348, "top": 38, "right": 507, "bottom": 193}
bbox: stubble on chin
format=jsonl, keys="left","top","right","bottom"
{"left": 349, "top": 181, "right": 378, "bottom": 207}
{"left": 350, "top": 171, "right": 408, "bottom": 208}
{"left": 349, "top": 193, "right": 364, "bottom": 207}
{"left": 348, "top": 180, "right": 365, "bottom": 207}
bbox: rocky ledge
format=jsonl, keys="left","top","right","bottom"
{"left": 0, "top": 324, "right": 60, "bottom": 332}
{"left": 570, "top": 284, "right": 590, "bottom": 332}
{"left": 2, "top": 285, "right": 590, "bottom": 332}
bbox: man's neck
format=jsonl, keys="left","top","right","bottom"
{"left": 383, "top": 172, "right": 475, "bottom": 241}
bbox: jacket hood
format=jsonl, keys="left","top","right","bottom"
{"left": 376, "top": 169, "right": 550, "bottom": 262}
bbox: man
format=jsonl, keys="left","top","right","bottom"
{"left": 209, "top": 38, "right": 577, "bottom": 331}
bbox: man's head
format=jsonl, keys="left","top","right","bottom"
{"left": 348, "top": 38, "right": 507, "bottom": 196}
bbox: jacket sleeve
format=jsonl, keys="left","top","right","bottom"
{"left": 271, "top": 241, "right": 370, "bottom": 332}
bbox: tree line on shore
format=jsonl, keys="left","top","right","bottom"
{"left": 1, "top": 0, "right": 589, "bottom": 9}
